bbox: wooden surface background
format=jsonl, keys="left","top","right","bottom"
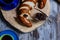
{"left": 0, "top": 0, "right": 59, "bottom": 40}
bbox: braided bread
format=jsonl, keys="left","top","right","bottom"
{"left": 18, "top": 0, "right": 37, "bottom": 27}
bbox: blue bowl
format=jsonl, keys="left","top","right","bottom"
{"left": 0, "top": 30, "right": 19, "bottom": 40}
{"left": 0, "top": 0, "right": 19, "bottom": 10}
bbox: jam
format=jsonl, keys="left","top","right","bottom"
{"left": 35, "top": 13, "right": 47, "bottom": 20}
{"left": 2, "top": 35, "right": 13, "bottom": 40}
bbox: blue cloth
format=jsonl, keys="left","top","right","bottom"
{"left": 0, "top": 0, "right": 58, "bottom": 40}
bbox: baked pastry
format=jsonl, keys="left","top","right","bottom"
{"left": 18, "top": 9, "right": 32, "bottom": 27}
{"left": 18, "top": 0, "right": 37, "bottom": 27}
{"left": 17, "top": 0, "right": 47, "bottom": 27}
{"left": 38, "top": 0, "right": 47, "bottom": 9}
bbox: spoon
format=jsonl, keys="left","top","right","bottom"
{"left": 34, "top": 8, "right": 48, "bottom": 20}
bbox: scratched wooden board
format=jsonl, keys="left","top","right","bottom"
{"left": 0, "top": 0, "right": 58, "bottom": 40}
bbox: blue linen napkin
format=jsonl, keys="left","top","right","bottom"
{"left": 0, "top": 0, "right": 58, "bottom": 40}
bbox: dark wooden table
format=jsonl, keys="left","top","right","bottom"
{"left": 0, "top": 0, "right": 59, "bottom": 40}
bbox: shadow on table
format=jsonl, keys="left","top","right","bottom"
{"left": 0, "top": 11, "right": 40, "bottom": 39}
{"left": 0, "top": 10, "right": 24, "bottom": 34}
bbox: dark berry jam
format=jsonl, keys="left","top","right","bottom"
{"left": 2, "top": 35, "right": 13, "bottom": 40}
{"left": 35, "top": 13, "right": 47, "bottom": 20}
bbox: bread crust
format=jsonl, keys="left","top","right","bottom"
{"left": 17, "top": 0, "right": 37, "bottom": 27}
{"left": 38, "top": 0, "right": 47, "bottom": 9}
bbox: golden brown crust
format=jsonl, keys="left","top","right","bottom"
{"left": 17, "top": 0, "right": 38, "bottom": 27}
{"left": 19, "top": 9, "right": 29, "bottom": 14}
{"left": 18, "top": 8, "right": 32, "bottom": 27}
{"left": 20, "top": 4, "right": 32, "bottom": 10}
{"left": 18, "top": 15, "right": 32, "bottom": 27}
{"left": 38, "top": 0, "right": 47, "bottom": 9}
{"left": 24, "top": 0, "right": 38, "bottom": 4}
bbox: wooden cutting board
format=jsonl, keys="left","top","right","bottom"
{"left": 1, "top": 0, "right": 50, "bottom": 32}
